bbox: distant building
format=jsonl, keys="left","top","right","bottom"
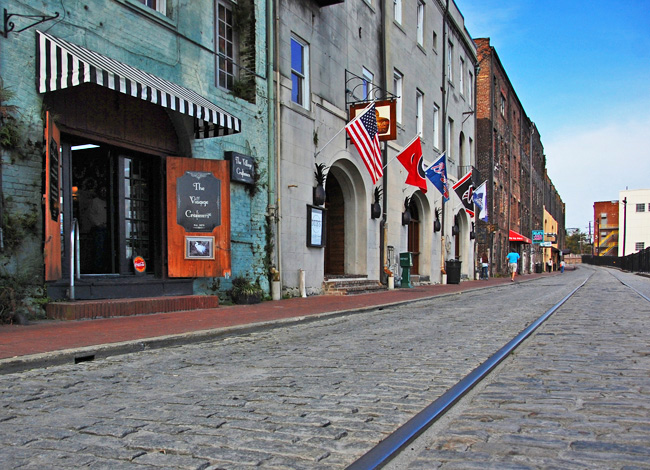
{"left": 474, "top": 38, "right": 564, "bottom": 276}
{"left": 593, "top": 200, "right": 619, "bottom": 256}
{"left": 619, "top": 189, "right": 650, "bottom": 256}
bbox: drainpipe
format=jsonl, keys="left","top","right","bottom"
{"left": 380, "top": 0, "right": 388, "bottom": 283}
{"left": 440, "top": 0, "right": 450, "bottom": 280}
{"left": 269, "top": 0, "right": 283, "bottom": 289}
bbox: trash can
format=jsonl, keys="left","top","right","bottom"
{"left": 535, "top": 262, "right": 543, "bottom": 273}
{"left": 446, "top": 259, "right": 462, "bottom": 284}
{"left": 399, "top": 252, "right": 412, "bottom": 288}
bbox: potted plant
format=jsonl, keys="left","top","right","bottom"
{"left": 270, "top": 267, "right": 281, "bottom": 301}
{"left": 230, "top": 276, "right": 263, "bottom": 305}
{"left": 402, "top": 196, "right": 411, "bottom": 225}
{"left": 371, "top": 186, "right": 382, "bottom": 219}
{"left": 313, "top": 163, "right": 328, "bottom": 206}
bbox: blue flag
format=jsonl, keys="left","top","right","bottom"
{"left": 424, "top": 152, "right": 449, "bottom": 202}
{"left": 473, "top": 180, "right": 488, "bottom": 222}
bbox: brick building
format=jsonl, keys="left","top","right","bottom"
{"left": 474, "top": 38, "right": 563, "bottom": 276}
{"left": 0, "top": 0, "right": 270, "bottom": 317}
{"left": 593, "top": 200, "right": 619, "bottom": 256}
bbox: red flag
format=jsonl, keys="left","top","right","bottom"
{"left": 452, "top": 170, "right": 475, "bottom": 217}
{"left": 396, "top": 136, "right": 427, "bottom": 193}
{"left": 346, "top": 104, "right": 383, "bottom": 184}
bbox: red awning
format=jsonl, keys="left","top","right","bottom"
{"left": 509, "top": 230, "right": 531, "bottom": 244}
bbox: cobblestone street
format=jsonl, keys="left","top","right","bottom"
{"left": 1, "top": 267, "right": 648, "bottom": 469}
{"left": 389, "top": 268, "right": 650, "bottom": 469}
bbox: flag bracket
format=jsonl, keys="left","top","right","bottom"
{"left": 3, "top": 9, "right": 59, "bottom": 38}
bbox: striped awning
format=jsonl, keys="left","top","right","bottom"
{"left": 36, "top": 30, "right": 241, "bottom": 138}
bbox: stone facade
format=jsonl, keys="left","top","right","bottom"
{"left": 273, "top": 0, "right": 478, "bottom": 293}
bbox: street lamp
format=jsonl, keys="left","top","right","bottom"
{"left": 622, "top": 197, "right": 627, "bottom": 256}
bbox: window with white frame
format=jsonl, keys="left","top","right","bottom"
{"left": 433, "top": 103, "right": 440, "bottom": 148}
{"left": 636, "top": 242, "right": 645, "bottom": 251}
{"left": 447, "top": 117, "right": 454, "bottom": 160}
{"left": 362, "top": 67, "right": 374, "bottom": 100}
{"left": 416, "top": 90, "right": 424, "bottom": 136}
{"left": 468, "top": 71, "right": 473, "bottom": 106}
{"left": 500, "top": 93, "right": 506, "bottom": 116}
{"left": 291, "top": 36, "right": 309, "bottom": 108}
{"left": 216, "top": 0, "right": 237, "bottom": 90}
{"left": 459, "top": 57, "right": 465, "bottom": 95}
{"left": 416, "top": 1, "right": 424, "bottom": 46}
{"left": 636, "top": 203, "right": 645, "bottom": 212}
{"left": 447, "top": 41, "right": 453, "bottom": 83}
{"left": 138, "top": 0, "right": 166, "bottom": 15}
{"left": 394, "top": 0, "right": 402, "bottom": 24}
{"left": 393, "top": 70, "right": 403, "bottom": 124}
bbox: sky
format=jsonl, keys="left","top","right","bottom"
{"left": 455, "top": 0, "right": 650, "bottom": 235}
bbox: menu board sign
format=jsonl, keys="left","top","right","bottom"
{"left": 176, "top": 171, "right": 221, "bottom": 232}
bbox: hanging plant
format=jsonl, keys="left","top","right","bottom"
{"left": 371, "top": 186, "right": 382, "bottom": 219}
{"left": 313, "top": 163, "right": 328, "bottom": 206}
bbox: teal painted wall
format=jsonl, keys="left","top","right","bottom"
{"left": 0, "top": 0, "right": 271, "bottom": 310}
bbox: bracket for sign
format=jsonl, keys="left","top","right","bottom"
{"left": 3, "top": 8, "right": 59, "bottom": 38}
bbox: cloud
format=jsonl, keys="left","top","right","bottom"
{"left": 545, "top": 116, "right": 650, "bottom": 230}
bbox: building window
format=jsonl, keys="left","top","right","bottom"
{"left": 291, "top": 37, "right": 309, "bottom": 108}
{"left": 393, "top": 70, "right": 403, "bottom": 124}
{"left": 432, "top": 31, "right": 438, "bottom": 51}
{"left": 636, "top": 242, "right": 645, "bottom": 251}
{"left": 447, "top": 117, "right": 454, "bottom": 160}
{"left": 362, "top": 67, "right": 374, "bottom": 100}
{"left": 394, "top": 0, "right": 402, "bottom": 24}
{"left": 138, "top": 0, "right": 166, "bottom": 15}
{"left": 433, "top": 103, "right": 440, "bottom": 149}
{"left": 447, "top": 41, "right": 453, "bottom": 83}
{"left": 459, "top": 58, "right": 465, "bottom": 95}
{"left": 468, "top": 71, "right": 473, "bottom": 106}
{"left": 416, "top": 1, "right": 424, "bottom": 46}
{"left": 500, "top": 93, "right": 506, "bottom": 116}
{"left": 416, "top": 90, "right": 424, "bottom": 136}
{"left": 636, "top": 203, "right": 645, "bottom": 212}
{"left": 216, "top": 1, "right": 237, "bottom": 90}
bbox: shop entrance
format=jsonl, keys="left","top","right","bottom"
{"left": 324, "top": 173, "right": 345, "bottom": 275}
{"left": 67, "top": 139, "right": 162, "bottom": 276}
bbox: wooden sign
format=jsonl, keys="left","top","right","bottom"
{"left": 166, "top": 157, "right": 231, "bottom": 278}
{"left": 349, "top": 99, "right": 397, "bottom": 141}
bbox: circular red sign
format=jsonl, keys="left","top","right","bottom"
{"left": 133, "top": 256, "right": 146, "bottom": 273}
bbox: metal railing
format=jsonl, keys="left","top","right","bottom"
{"left": 69, "top": 219, "right": 81, "bottom": 299}
{"left": 582, "top": 246, "right": 650, "bottom": 273}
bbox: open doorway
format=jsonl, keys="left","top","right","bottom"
{"left": 67, "top": 139, "right": 162, "bottom": 276}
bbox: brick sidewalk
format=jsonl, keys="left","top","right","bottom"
{"left": 0, "top": 274, "right": 551, "bottom": 371}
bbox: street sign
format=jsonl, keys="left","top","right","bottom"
{"left": 540, "top": 241, "right": 553, "bottom": 247}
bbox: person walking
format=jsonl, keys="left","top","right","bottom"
{"left": 480, "top": 253, "right": 489, "bottom": 280}
{"left": 505, "top": 250, "right": 520, "bottom": 282}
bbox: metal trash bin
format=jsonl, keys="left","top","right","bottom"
{"left": 399, "top": 252, "right": 412, "bottom": 288}
{"left": 446, "top": 259, "right": 462, "bottom": 284}
{"left": 535, "top": 262, "right": 543, "bottom": 273}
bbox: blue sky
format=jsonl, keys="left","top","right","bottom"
{"left": 456, "top": 0, "right": 650, "bottom": 234}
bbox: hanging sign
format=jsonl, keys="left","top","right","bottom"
{"left": 176, "top": 171, "right": 221, "bottom": 232}
{"left": 532, "top": 230, "right": 544, "bottom": 244}
{"left": 225, "top": 151, "right": 255, "bottom": 185}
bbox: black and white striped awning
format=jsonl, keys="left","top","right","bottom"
{"left": 36, "top": 30, "right": 241, "bottom": 138}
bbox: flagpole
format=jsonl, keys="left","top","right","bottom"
{"left": 314, "top": 100, "right": 376, "bottom": 158}
{"left": 383, "top": 133, "right": 421, "bottom": 171}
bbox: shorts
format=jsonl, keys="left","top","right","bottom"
{"left": 509, "top": 263, "right": 517, "bottom": 273}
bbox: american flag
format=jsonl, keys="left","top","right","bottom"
{"left": 345, "top": 104, "right": 383, "bottom": 185}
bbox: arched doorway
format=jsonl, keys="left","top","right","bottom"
{"left": 408, "top": 199, "right": 420, "bottom": 275}
{"left": 324, "top": 172, "right": 345, "bottom": 275}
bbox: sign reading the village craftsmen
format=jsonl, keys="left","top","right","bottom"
{"left": 225, "top": 151, "right": 255, "bottom": 185}
{"left": 176, "top": 171, "right": 221, "bottom": 232}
